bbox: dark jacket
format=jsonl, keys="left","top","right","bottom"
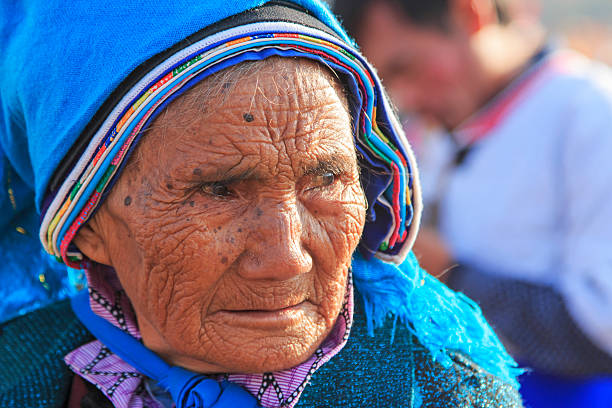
{"left": 0, "top": 298, "right": 523, "bottom": 407}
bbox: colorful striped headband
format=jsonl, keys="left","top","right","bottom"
{"left": 40, "top": 19, "right": 422, "bottom": 268}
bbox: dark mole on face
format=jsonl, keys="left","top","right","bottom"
{"left": 220, "top": 256, "right": 228, "bottom": 264}
{"left": 255, "top": 207, "right": 263, "bottom": 217}
{"left": 124, "top": 196, "right": 132, "bottom": 206}
{"left": 243, "top": 112, "right": 254, "bottom": 122}
{"left": 189, "top": 201, "right": 195, "bottom": 207}
{"left": 166, "top": 183, "right": 173, "bottom": 189}
{"left": 193, "top": 168, "right": 202, "bottom": 176}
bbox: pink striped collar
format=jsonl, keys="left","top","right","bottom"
{"left": 454, "top": 48, "right": 569, "bottom": 147}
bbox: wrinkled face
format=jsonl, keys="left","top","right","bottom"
{"left": 358, "top": 1, "right": 477, "bottom": 128}
{"left": 82, "top": 58, "right": 366, "bottom": 373}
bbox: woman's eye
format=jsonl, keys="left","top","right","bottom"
{"left": 201, "top": 183, "right": 233, "bottom": 198}
{"left": 312, "top": 172, "right": 336, "bottom": 188}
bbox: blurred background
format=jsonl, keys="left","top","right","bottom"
{"left": 329, "top": 0, "right": 611, "bottom": 407}
{"left": 539, "top": 0, "right": 611, "bottom": 64}
{"left": 328, "top": 0, "right": 612, "bottom": 64}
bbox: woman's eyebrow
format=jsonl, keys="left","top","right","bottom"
{"left": 301, "top": 154, "right": 356, "bottom": 176}
{"left": 189, "top": 151, "right": 355, "bottom": 182}
{"left": 191, "top": 166, "right": 257, "bottom": 183}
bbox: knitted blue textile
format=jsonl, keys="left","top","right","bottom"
{"left": 352, "top": 251, "right": 523, "bottom": 388}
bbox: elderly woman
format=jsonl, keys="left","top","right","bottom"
{"left": 0, "top": 1, "right": 523, "bottom": 407}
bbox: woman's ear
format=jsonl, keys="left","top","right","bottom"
{"left": 73, "top": 223, "right": 113, "bottom": 266}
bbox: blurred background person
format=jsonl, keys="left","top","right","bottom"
{"left": 333, "top": 0, "right": 612, "bottom": 407}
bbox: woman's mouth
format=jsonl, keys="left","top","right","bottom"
{"left": 214, "top": 301, "right": 315, "bottom": 329}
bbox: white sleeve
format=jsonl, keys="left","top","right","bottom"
{"left": 559, "top": 71, "right": 612, "bottom": 356}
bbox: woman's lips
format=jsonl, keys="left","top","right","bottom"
{"left": 215, "top": 301, "right": 315, "bottom": 329}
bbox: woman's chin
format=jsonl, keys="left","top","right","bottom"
{"left": 166, "top": 322, "right": 330, "bottom": 374}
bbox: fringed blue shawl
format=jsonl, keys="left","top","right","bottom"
{"left": 352, "top": 251, "right": 522, "bottom": 388}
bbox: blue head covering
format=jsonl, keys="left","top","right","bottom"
{"left": 0, "top": 0, "right": 349, "bottom": 209}
{"left": 0, "top": 1, "right": 521, "bottom": 403}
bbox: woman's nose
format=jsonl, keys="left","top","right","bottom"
{"left": 239, "top": 200, "right": 313, "bottom": 281}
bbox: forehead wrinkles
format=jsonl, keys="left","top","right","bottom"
{"left": 168, "top": 56, "right": 349, "bottom": 126}
{"left": 244, "top": 64, "right": 351, "bottom": 177}
{"left": 131, "top": 58, "right": 353, "bottom": 181}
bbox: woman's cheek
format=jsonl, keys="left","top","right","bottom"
{"left": 312, "top": 182, "right": 364, "bottom": 293}
{"left": 325, "top": 182, "right": 367, "bottom": 255}
{"left": 130, "top": 204, "right": 232, "bottom": 329}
